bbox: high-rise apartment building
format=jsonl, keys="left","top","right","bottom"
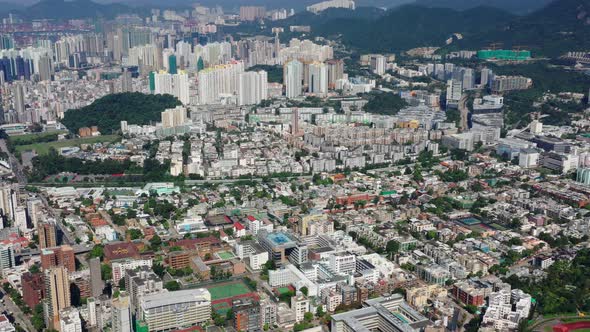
{"left": 326, "top": 59, "right": 344, "bottom": 89}
{"left": 44, "top": 267, "right": 71, "bottom": 330}
{"left": 22, "top": 272, "right": 45, "bottom": 309}
{"left": 38, "top": 222, "right": 57, "bottom": 249}
{"left": 491, "top": 75, "right": 532, "bottom": 93}
{"left": 238, "top": 71, "right": 268, "bottom": 105}
{"left": 233, "top": 299, "right": 262, "bottom": 332}
{"left": 41, "top": 245, "right": 75, "bottom": 272}
{"left": 197, "top": 61, "right": 245, "bottom": 104}
{"left": 446, "top": 79, "right": 463, "bottom": 108}
{"left": 284, "top": 60, "right": 303, "bottom": 98}
{"left": 89, "top": 257, "right": 103, "bottom": 298}
{"left": 161, "top": 106, "right": 188, "bottom": 128}
{"left": 308, "top": 62, "right": 328, "bottom": 96}
{"left": 239, "top": 6, "right": 266, "bottom": 21}
{"left": 112, "top": 292, "right": 133, "bottom": 332}
{"left": 125, "top": 266, "right": 164, "bottom": 314}
{"left": 13, "top": 83, "right": 25, "bottom": 114}
{"left": 0, "top": 244, "right": 15, "bottom": 271}
{"left": 152, "top": 71, "right": 190, "bottom": 105}
{"left": 120, "top": 69, "right": 133, "bottom": 93}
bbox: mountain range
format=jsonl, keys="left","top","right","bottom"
{"left": 413, "top": 0, "right": 554, "bottom": 15}
{"left": 275, "top": 0, "right": 590, "bottom": 57}
{"left": 0, "top": 0, "right": 555, "bottom": 14}
{"left": 1, "top": 0, "right": 141, "bottom": 19}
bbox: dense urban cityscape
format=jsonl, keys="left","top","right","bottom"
{"left": 0, "top": 0, "right": 589, "bottom": 331}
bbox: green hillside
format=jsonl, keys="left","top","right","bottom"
{"left": 61, "top": 92, "right": 181, "bottom": 134}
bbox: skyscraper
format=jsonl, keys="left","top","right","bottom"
{"left": 120, "top": 69, "right": 133, "bottom": 93}
{"left": 112, "top": 292, "right": 132, "bottom": 332}
{"left": 0, "top": 244, "right": 15, "bottom": 270}
{"left": 153, "top": 71, "right": 190, "bottom": 105}
{"left": 238, "top": 71, "right": 268, "bottom": 105}
{"left": 327, "top": 59, "right": 344, "bottom": 89}
{"left": 13, "top": 83, "right": 25, "bottom": 114}
{"left": 291, "top": 109, "right": 299, "bottom": 135}
{"left": 168, "top": 54, "right": 177, "bottom": 74}
{"left": 38, "top": 222, "right": 57, "bottom": 249}
{"left": 308, "top": 62, "right": 328, "bottom": 96}
{"left": 197, "top": 61, "right": 245, "bottom": 104}
{"left": 44, "top": 267, "right": 71, "bottom": 330}
{"left": 89, "top": 257, "right": 103, "bottom": 298}
{"left": 26, "top": 198, "right": 43, "bottom": 230}
{"left": 40, "top": 245, "right": 75, "bottom": 272}
{"left": 284, "top": 60, "right": 303, "bottom": 98}
{"left": 0, "top": 184, "right": 17, "bottom": 222}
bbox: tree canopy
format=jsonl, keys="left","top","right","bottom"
{"left": 61, "top": 92, "right": 181, "bottom": 134}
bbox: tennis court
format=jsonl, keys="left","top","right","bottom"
{"left": 207, "top": 281, "right": 251, "bottom": 300}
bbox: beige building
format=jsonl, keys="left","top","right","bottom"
{"left": 45, "top": 266, "right": 71, "bottom": 331}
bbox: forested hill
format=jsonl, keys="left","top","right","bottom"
{"left": 61, "top": 92, "right": 181, "bottom": 134}
{"left": 275, "top": 0, "right": 590, "bottom": 57}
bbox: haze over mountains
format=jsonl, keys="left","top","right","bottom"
{"left": 0, "top": 0, "right": 556, "bottom": 14}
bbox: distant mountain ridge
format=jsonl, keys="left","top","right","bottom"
{"left": 413, "top": 0, "right": 555, "bottom": 15}
{"left": 3, "top": 0, "right": 141, "bottom": 19}
{"left": 275, "top": 0, "right": 590, "bottom": 57}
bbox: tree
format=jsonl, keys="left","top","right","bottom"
{"left": 386, "top": 240, "right": 400, "bottom": 254}
{"left": 316, "top": 305, "right": 325, "bottom": 317}
{"left": 88, "top": 245, "right": 104, "bottom": 260}
{"left": 152, "top": 262, "right": 165, "bottom": 278}
{"left": 126, "top": 229, "right": 142, "bottom": 240}
{"left": 164, "top": 280, "right": 180, "bottom": 291}
{"left": 304, "top": 312, "right": 314, "bottom": 322}
{"left": 300, "top": 286, "right": 308, "bottom": 296}
{"left": 101, "top": 264, "right": 112, "bottom": 280}
{"left": 149, "top": 234, "right": 162, "bottom": 250}
{"left": 118, "top": 278, "right": 126, "bottom": 290}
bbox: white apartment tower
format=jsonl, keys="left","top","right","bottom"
{"left": 308, "top": 62, "right": 328, "bottom": 96}
{"left": 285, "top": 59, "right": 303, "bottom": 98}
{"left": 238, "top": 70, "right": 268, "bottom": 105}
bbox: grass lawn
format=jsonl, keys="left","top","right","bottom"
{"left": 207, "top": 281, "right": 251, "bottom": 301}
{"left": 8, "top": 130, "right": 68, "bottom": 144}
{"left": 15, "top": 135, "right": 120, "bottom": 155}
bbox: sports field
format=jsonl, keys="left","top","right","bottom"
{"left": 207, "top": 281, "right": 251, "bottom": 300}
{"left": 217, "top": 251, "right": 235, "bottom": 260}
{"left": 15, "top": 135, "right": 120, "bottom": 155}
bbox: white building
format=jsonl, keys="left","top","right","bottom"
{"left": 308, "top": 62, "right": 328, "bottom": 96}
{"left": 197, "top": 60, "right": 244, "bottom": 104}
{"left": 482, "top": 289, "right": 531, "bottom": 331}
{"left": 291, "top": 294, "right": 310, "bottom": 322}
{"left": 285, "top": 59, "right": 304, "bottom": 98}
{"left": 152, "top": 71, "right": 191, "bottom": 105}
{"left": 112, "top": 259, "right": 153, "bottom": 284}
{"left": 59, "top": 307, "right": 82, "bottom": 332}
{"left": 139, "top": 289, "right": 211, "bottom": 331}
{"left": 307, "top": 0, "right": 355, "bottom": 13}
{"left": 238, "top": 71, "right": 268, "bottom": 105}
{"left": 519, "top": 149, "right": 540, "bottom": 168}
{"left": 329, "top": 253, "right": 356, "bottom": 275}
